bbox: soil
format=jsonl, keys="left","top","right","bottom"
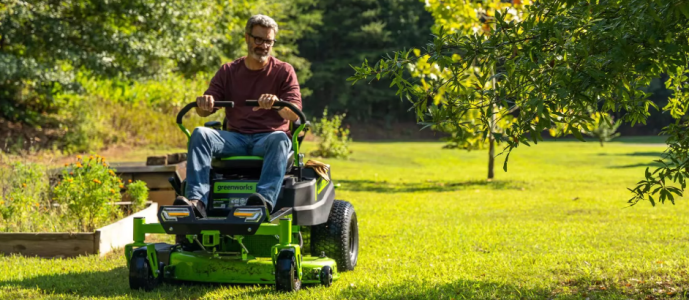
{"left": 0, "top": 118, "right": 63, "bottom": 153}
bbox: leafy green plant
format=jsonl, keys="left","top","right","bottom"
{"left": 125, "top": 180, "right": 148, "bottom": 214}
{"left": 583, "top": 113, "right": 621, "bottom": 147}
{"left": 310, "top": 108, "right": 352, "bottom": 159}
{"left": 53, "top": 155, "right": 123, "bottom": 232}
{"left": 0, "top": 161, "right": 52, "bottom": 232}
{"left": 548, "top": 111, "right": 621, "bottom": 147}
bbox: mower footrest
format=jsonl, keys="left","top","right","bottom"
{"left": 269, "top": 207, "right": 293, "bottom": 223}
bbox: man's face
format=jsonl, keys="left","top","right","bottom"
{"left": 246, "top": 26, "right": 275, "bottom": 63}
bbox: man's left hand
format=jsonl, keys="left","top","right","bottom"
{"left": 253, "top": 94, "right": 279, "bottom": 111}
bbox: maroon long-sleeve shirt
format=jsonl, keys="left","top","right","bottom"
{"left": 204, "top": 56, "right": 302, "bottom": 134}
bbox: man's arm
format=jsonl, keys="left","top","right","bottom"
{"left": 278, "top": 64, "right": 302, "bottom": 121}
{"left": 277, "top": 105, "right": 299, "bottom": 121}
{"left": 197, "top": 65, "right": 227, "bottom": 117}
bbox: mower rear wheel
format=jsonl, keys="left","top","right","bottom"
{"left": 275, "top": 249, "right": 301, "bottom": 292}
{"left": 311, "top": 200, "right": 359, "bottom": 272}
{"left": 129, "top": 250, "right": 157, "bottom": 291}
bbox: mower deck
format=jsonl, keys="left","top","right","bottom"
{"left": 163, "top": 250, "right": 338, "bottom": 284}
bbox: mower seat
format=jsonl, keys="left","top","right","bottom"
{"left": 211, "top": 152, "right": 294, "bottom": 174}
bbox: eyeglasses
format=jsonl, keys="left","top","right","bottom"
{"left": 248, "top": 33, "right": 277, "bottom": 46}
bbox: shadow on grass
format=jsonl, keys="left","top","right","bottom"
{"left": 0, "top": 266, "right": 272, "bottom": 299}
{"left": 336, "top": 179, "right": 525, "bottom": 193}
{"left": 608, "top": 162, "right": 664, "bottom": 169}
{"left": 335, "top": 279, "right": 680, "bottom": 300}
{"left": 1, "top": 266, "right": 683, "bottom": 299}
{"left": 599, "top": 151, "right": 665, "bottom": 157}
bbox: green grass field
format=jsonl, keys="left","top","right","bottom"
{"left": 2, "top": 137, "right": 689, "bottom": 299}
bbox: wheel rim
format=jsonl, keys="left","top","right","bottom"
{"left": 348, "top": 215, "right": 359, "bottom": 266}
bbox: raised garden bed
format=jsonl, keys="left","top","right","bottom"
{"left": 0, "top": 203, "right": 158, "bottom": 258}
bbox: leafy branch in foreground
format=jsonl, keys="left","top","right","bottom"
{"left": 349, "top": 0, "right": 689, "bottom": 205}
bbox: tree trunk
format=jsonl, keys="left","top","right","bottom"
{"left": 487, "top": 111, "right": 496, "bottom": 180}
{"left": 487, "top": 67, "right": 497, "bottom": 181}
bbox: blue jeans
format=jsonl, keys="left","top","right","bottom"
{"left": 185, "top": 127, "right": 291, "bottom": 208}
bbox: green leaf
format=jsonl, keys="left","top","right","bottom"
{"left": 569, "top": 124, "right": 585, "bottom": 142}
{"left": 503, "top": 152, "right": 510, "bottom": 172}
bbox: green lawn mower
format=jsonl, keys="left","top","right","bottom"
{"left": 124, "top": 100, "right": 359, "bottom": 292}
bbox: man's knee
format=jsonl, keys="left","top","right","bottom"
{"left": 190, "top": 127, "right": 214, "bottom": 142}
{"left": 264, "top": 132, "right": 290, "bottom": 153}
{"left": 266, "top": 132, "right": 289, "bottom": 144}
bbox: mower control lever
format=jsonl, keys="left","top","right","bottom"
{"left": 245, "top": 100, "right": 306, "bottom": 125}
{"left": 176, "top": 101, "right": 235, "bottom": 124}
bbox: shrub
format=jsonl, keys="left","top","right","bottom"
{"left": 125, "top": 180, "right": 149, "bottom": 214}
{"left": 0, "top": 161, "right": 53, "bottom": 232}
{"left": 583, "top": 112, "right": 621, "bottom": 147}
{"left": 53, "top": 155, "right": 123, "bottom": 232}
{"left": 310, "top": 108, "right": 352, "bottom": 159}
{"left": 52, "top": 72, "right": 223, "bottom": 154}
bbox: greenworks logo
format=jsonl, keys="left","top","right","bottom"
{"left": 214, "top": 182, "right": 257, "bottom": 194}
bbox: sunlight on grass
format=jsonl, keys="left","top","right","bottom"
{"left": 1, "top": 138, "right": 688, "bottom": 299}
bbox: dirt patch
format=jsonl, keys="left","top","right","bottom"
{"left": 0, "top": 118, "right": 62, "bottom": 153}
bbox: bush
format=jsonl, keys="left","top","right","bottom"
{"left": 53, "top": 155, "right": 123, "bottom": 232}
{"left": 125, "top": 180, "right": 149, "bottom": 214}
{"left": 0, "top": 161, "right": 55, "bottom": 232}
{"left": 52, "top": 72, "right": 222, "bottom": 153}
{"left": 310, "top": 108, "right": 352, "bottom": 159}
{"left": 583, "top": 112, "right": 621, "bottom": 147}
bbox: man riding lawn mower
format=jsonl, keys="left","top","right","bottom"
{"left": 124, "top": 15, "right": 359, "bottom": 292}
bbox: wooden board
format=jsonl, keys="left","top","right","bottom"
{"left": 0, "top": 233, "right": 96, "bottom": 258}
{"left": 148, "top": 190, "right": 177, "bottom": 206}
{"left": 131, "top": 173, "right": 176, "bottom": 189}
{"left": 96, "top": 203, "right": 158, "bottom": 256}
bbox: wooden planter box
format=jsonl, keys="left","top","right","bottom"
{"left": 0, "top": 203, "right": 159, "bottom": 258}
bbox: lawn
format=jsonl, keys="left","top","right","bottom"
{"left": 2, "top": 137, "right": 689, "bottom": 299}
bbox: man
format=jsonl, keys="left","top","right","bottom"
{"left": 174, "top": 14, "right": 301, "bottom": 217}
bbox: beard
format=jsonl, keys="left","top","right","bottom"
{"left": 249, "top": 45, "right": 270, "bottom": 63}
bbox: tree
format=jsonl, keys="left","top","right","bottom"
{"left": 349, "top": 0, "right": 689, "bottom": 205}
{"left": 298, "top": 0, "right": 434, "bottom": 122}
{"left": 0, "top": 0, "right": 319, "bottom": 124}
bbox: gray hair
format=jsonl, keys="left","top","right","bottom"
{"left": 245, "top": 14, "right": 279, "bottom": 35}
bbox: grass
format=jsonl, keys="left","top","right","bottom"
{"left": 2, "top": 137, "right": 689, "bottom": 299}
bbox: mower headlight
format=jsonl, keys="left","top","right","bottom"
{"left": 233, "top": 208, "right": 263, "bottom": 222}
{"left": 162, "top": 207, "right": 191, "bottom": 221}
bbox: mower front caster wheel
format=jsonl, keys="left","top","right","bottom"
{"left": 275, "top": 249, "right": 301, "bottom": 292}
{"left": 320, "top": 266, "right": 333, "bottom": 287}
{"left": 129, "top": 249, "right": 158, "bottom": 291}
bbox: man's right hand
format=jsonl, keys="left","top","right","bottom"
{"left": 196, "top": 95, "right": 215, "bottom": 117}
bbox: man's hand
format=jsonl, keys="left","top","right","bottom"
{"left": 252, "top": 94, "right": 279, "bottom": 111}
{"left": 196, "top": 95, "right": 215, "bottom": 117}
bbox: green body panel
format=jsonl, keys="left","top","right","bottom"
{"left": 316, "top": 178, "right": 328, "bottom": 195}
{"left": 167, "top": 252, "right": 338, "bottom": 284}
{"left": 220, "top": 156, "right": 263, "bottom": 161}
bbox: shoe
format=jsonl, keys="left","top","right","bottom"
{"left": 246, "top": 193, "right": 274, "bottom": 213}
{"left": 173, "top": 196, "right": 207, "bottom": 219}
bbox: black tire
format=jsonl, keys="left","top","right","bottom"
{"left": 319, "top": 265, "right": 333, "bottom": 287}
{"left": 129, "top": 250, "right": 157, "bottom": 291}
{"left": 275, "top": 249, "right": 301, "bottom": 292}
{"left": 311, "top": 200, "right": 359, "bottom": 272}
